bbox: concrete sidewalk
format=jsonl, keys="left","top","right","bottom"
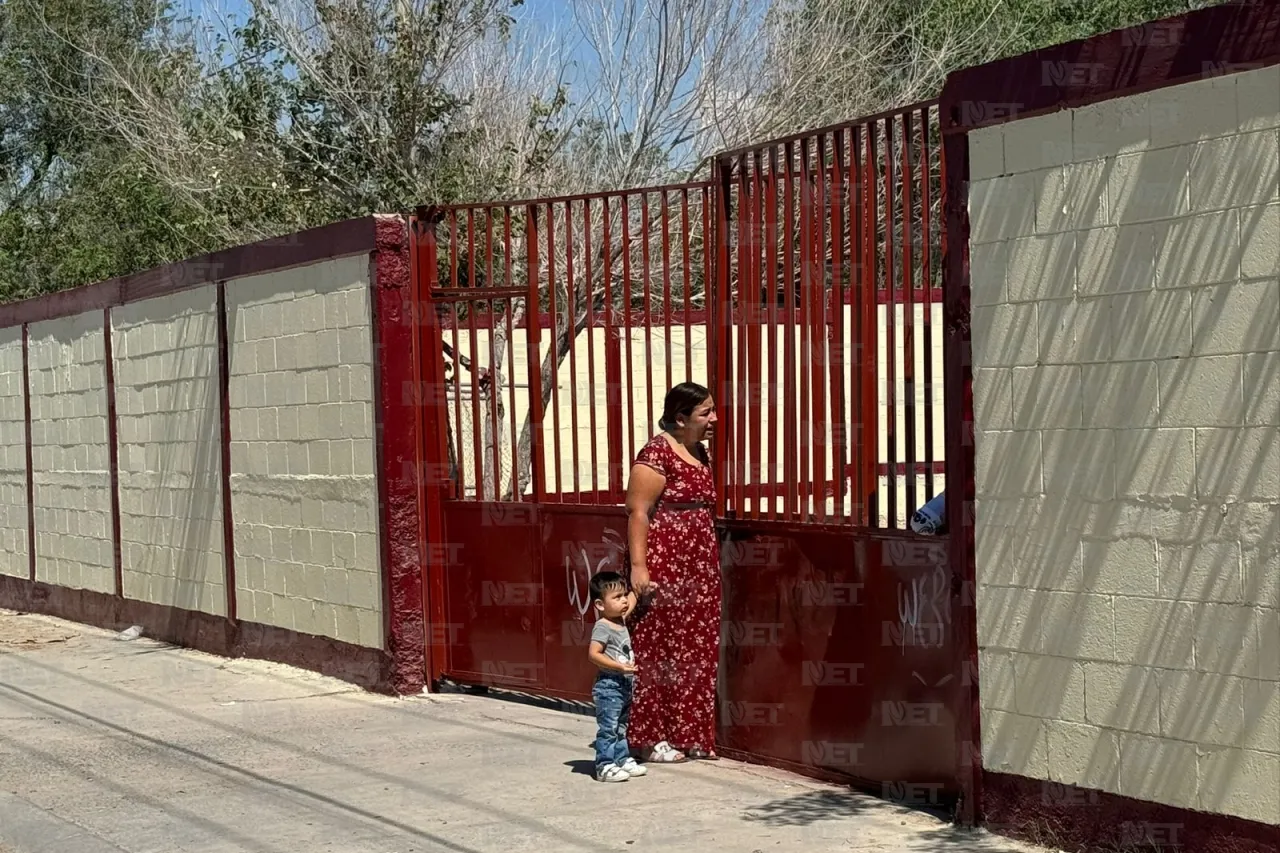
{"left": 0, "top": 610, "right": 1056, "bottom": 853}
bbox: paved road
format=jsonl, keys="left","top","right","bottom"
{"left": 0, "top": 610, "right": 1057, "bottom": 853}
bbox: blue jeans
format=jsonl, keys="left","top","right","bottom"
{"left": 593, "top": 673, "right": 633, "bottom": 771}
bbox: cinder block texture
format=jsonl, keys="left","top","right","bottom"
{"left": 27, "top": 312, "right": 114, "bottom": 593}
{"left": 226, "top": 254, "right": 383, "bottom": 649}
{"left": 0, "top": 327, "right": 28, "bottom": 578}
{"left": 969, "top": 66, "right": 1280, "bottom": 826}
{"left": 112, "top": 287, "right": 226, "bottom": 616}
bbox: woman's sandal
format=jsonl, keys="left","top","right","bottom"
{"left": 685, "top": 747, "right": 719, "bottom": 761}
{"left": 645, "top": 741, "right": 687, "bottom": 763}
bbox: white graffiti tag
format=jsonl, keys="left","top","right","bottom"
{"left": 566, "top": 528, "right": 626, "bottom": 619}
{"left": 896, "top": 565, "right": 950, "bottom": 654}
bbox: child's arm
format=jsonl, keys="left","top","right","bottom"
{"left": 588, "top": 640, "right": 636, "bottom": 674}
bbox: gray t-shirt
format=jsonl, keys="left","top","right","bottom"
{"left": 591, "top": 619, "right": 634, "bottom": 678}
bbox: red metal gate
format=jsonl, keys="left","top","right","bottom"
{"left": 409, "top": 101, "right": 972, "bottom": 808}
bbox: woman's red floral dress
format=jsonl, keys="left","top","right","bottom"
{"left": 627, "top": 434, "right": 722, "bottom": 754}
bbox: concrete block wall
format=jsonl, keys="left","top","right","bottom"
{"left": 27, "top": 312, "right": 115, "bottom": 593}
{"left": 0, "top": 327, "right": 27, "bottom": 578}
{"left": 969, "top": 64, "right": 1280, "bottom": 825}
{"left": 226, "top": 254, "right": 383, "bottom": 649}
{"left": 112, "top": 287, "right": 226, "bottom": 616}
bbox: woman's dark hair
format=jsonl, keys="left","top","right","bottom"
{"left": 658, "top": 382, "right": 711, "bottom": 431}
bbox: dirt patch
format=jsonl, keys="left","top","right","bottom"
{"left": 0, "top": 612, "right": 77, "bottom": 648}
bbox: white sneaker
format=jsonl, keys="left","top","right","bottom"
{"left": 619, "top": 758, "right": 647, "bottom": 777}
{"left": 596, "top": 764, "right": 629, "bottom": 783}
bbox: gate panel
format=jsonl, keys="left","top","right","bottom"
{"left": 438, "top": 502, "right": 544, "bottom": 687}
{"left": 714, "top": 103, "right": 944, "bottom": 528}
{"left": 719, "top": 523, "right": 959, "bottom": 793}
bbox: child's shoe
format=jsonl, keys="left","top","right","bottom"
{"left": 596, "top": 764, "right": 629, "bottom": 782}
{"left": 619, "top": 757, "right": 647, "bottom": 777}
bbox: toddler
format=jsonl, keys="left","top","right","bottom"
{"left": 587, "top": 571, "right": 647, "bottom": 782}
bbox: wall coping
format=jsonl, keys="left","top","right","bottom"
{"left": 0, "top": 215, "right": 394, "bottom": 329}
{"left": 940, "top": 0, "right": 1280, "bottom": 134}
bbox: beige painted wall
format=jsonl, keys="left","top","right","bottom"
{"left": 27, "top": 311, "right": 115, "bottom": 593}
{"left": 0, "top": 326, "right": 27, "bottom": 578}
{"left": 969, "top": 64, "right": 1280, "bottom": 825}
{"left": 226, "top": 254, "right": 383, "bottom": 649}
{"left": 112, "top": 287, "right": 226, "bottom": 616}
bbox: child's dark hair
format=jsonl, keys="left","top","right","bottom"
{"left": 589, "top": 570, "right": 628, "bottom": 602}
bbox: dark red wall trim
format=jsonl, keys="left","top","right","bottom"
{"left": 941, "top": 125, "right": 981, "bottom": 825}
{"left": 370, "top": 215, "right": 426, "bottom": 696}
{"left": 940, "top": 0, "right": 1280, "bottom": 133}
{"left": 103, "top": 308, "right": 123, "bottom": 598}
{"left": 0, "top": 218, "right": 381, "bottom": 329}
{"left": 983, "top": 772, "right": 1280, "bottom": 853}
{"left": 0, "top": 575, "right": 394, "bottom": 693}
{"left": 215, "top": 282, "right": 237, "bottom": 623}
{"left": 22, "top": 324, "right": 34, "bottom": 582}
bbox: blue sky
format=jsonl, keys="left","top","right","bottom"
{"left": 179, "top": 0, "right": 600, "bottom": 89}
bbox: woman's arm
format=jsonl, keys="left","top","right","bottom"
{"left": 625, "top": 463, "right": 665, "bottom": 595}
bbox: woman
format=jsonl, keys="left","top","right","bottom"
{"left": 624, "top": 382, "right": 722, "bottom": 763}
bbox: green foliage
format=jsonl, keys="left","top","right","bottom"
{"left": 0, "top": 0, "right": 1234, "bottom": 303}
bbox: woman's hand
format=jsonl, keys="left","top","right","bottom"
{"left": 631, "top": 567, "right": 657, "bottom": 597}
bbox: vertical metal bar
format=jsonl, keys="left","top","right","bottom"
{"left": 564, "top": 200, "right": 581, "bottom": 501}
{"left": 798, "top": 138, "right": 814, "bottom": 521}
{"left": 661, "top": 190, "right": 674, "bottom": 394}
{"left": 450, "top": 210, "right": 460, "bottom": 288}
{"left": 681, "top": 188, "right": 693, "bottom": 383}
{"left": 734, "top": 156, "right": 748, "bottom": 517}
{"left": 850, "top": 127, "right": 867, "bottom": 525}
{"left": 546, "top": 202, "right": 563, "bottom": 500}
{"left": 863, "top": 124, "right": 880, "bottom": 527}
{"left": 829, "top": 130, "right": 848, "bottom": 521}
{"left": 449, "top": 215, "right": 464, "bottom": 500}
{"left": 902, "top": 111, "right": 919, "bottom": 517}
{"left": 526, "top": 205, "right": 546, "bottom": 504}
{"left": 921, "top": 106, "right": 937, "bottom": 500}
{"left": 640, "top": 193, "right": 655, "bottom": 436}
{"left": 747, "top": 150, "right": 765, "bottom": 519}
{"left": 765, "top": 147, "right": 780, "bottom": 518}
{"left": 622, "top": 196, "right": 636, "bottom": 467}
{"left": 782, "top": 140, "right": 798, "bottom": 521}
{"left": 584, "top": 198, "right": 599, "bottom": 503}
{"left": 812, "top": 134, "right": 829, "bottom": 522}
{"left": 486, "top": 209, "right": 501, "bottom": 501}
{"left": 504, "top": 209, "right": 519, "bottom": 500}
{"left": 702, "top": 184, "right": 712, "bottom": 386}
{"left": 604, "top": 198, "right": 624, "bottom": 499}
{"left": 466, "top": 210, "right": 484, "bottom": 501}
{"left": 883, "top": 115, "right": 898, "bottom": 527}
{"left": 712, "top": 160, "right": 734, "bottom": 517}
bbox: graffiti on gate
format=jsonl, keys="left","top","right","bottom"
{"left": 893, "top": 564, "right": 950, "bottom": 654}
{"left": 565, "top": 528, "right": 627, "bottom": 620}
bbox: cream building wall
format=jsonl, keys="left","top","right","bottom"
{"left": 112, "top": 287, "right": 226, "bottom": 616}
{"left": 0, "top": 248, "right": 385, "bottom": 652}
{"left": 0, "top": 326, "right": 28, "bottom": 578}
{"left": 226, "top": 254, "right": 384, "bottom": 649}
{"left": 27, "top": 311, "right": 116, "bottom": 593}
{"left": 969, "top": 64, "right": 1280, "bottom": 825}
